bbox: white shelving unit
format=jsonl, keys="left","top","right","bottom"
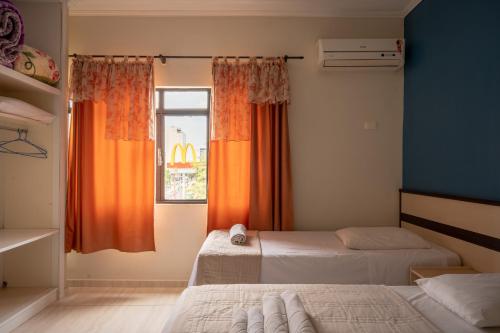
{"left": 0, "top": 287, "right": 57, "bottom": 333}
{"left": 0, "top": 0, "right": 68, "bottom": 332}
{"left": 0, "top": 229, "right": 58, "bottom": 254}
{"left": 0, "top": 66, "right": 61, "bottom": 96}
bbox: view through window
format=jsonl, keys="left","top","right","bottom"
{"left": 156, "top": 88, "right": 209, "bottom": 203}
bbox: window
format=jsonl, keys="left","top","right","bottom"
{"left": 156, "top": 88, "right": 210, "bottom": 203}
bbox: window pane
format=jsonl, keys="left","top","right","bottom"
{"left": 164, "top": 115, "right": 207, "bottom": 200}
{"left": 164, "top": 90, "right": 208, "bottom": 109}
{"left": 155, "top": 90, "right": 159, "bottom": 110}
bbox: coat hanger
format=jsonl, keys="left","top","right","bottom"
{"left": 0, "top": 128, "right": 48, "bottom": 159}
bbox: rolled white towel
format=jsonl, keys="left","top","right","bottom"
{"left": 247, "top": 306, "right": 264, "bottom": 333}
{"left": 263, "top": 294, "right": 288, "bottom": 333}
{"left": 230, "top": 224, "right": 247, "bottom": 245}
{"left": 230, "top": 306, "right": 248, "bottom": 333}
{"left": 280, "top": 291, "right": 316, "bottom": 333}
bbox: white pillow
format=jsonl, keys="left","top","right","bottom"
{"left": 335, "top": 226, "right": 431, "bottom": 250}
{"left": 417, "top": 273, "right": 500, "bottom": 328}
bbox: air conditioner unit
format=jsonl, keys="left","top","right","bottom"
{"left": 318, "top": 39, "right": 405, "bottom": 70}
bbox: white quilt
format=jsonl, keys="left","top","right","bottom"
{"left": 192, "top": 230, "right": 261, "bottom": 285}
{"left": 163, "top": 284, "right": 440, "bottom": 333}
{"left": 189, "top": 230, "right": 460, "bottom": 286}
{"left": 259, "top": 231, "right": 459, "bottom": 285}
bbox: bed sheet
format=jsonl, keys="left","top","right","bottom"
{"left": 259, "top": 231, "right": 460, "bottom": 285}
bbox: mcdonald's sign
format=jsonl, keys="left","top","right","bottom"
{"left": 169, "top": 143, "right": 197, "bottom": 168}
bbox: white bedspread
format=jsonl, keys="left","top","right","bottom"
{"left": 162, "top": 284, "right": 439, "bottom": 333}
{"left": 259, "top": 231, "right": 460, "bottom": 285}
{"left": 191, "top": 230, "right": 261, "bottom": 285}
{"left": 189, "top": 230, "right": 460, "bottom": 286}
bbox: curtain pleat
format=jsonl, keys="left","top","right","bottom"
{"left": 249, "top": 103, "right": 294, "bottom": 231}
{"left": 65, "top": 101, "right": 155, "bottom": 253}
{"left": 207, "top": 140, "right": 251, "bottom": 231}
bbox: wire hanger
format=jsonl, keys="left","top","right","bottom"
{"left": 0, "top": 127, "right": 48, "bottom": 159}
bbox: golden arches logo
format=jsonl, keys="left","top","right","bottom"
{"left": 169, "top": 143, "right": 197, "bottom": 168}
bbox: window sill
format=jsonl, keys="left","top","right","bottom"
{"left": 156, "top": 200, "right": 207, "bottom": 205}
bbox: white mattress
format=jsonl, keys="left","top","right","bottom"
{"left": 392, "top": 286, "right": 500, "bottom": 333}
{"left": 259, "top": 231, "right": 460, "bottom": 285}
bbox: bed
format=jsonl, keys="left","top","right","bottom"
{"left": 188, "top": 229, "right": 460, "bottom": 286}
{"left": 162, "top": 283, "right": 500, "bottom": 333}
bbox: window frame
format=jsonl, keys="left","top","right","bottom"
{"left": 155, "top": 87, "right": 211, "bottom": 204}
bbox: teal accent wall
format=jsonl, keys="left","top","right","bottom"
{"left": 404, "top": 0, "right": 500, "bottom": 200}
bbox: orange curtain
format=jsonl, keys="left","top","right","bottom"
{"left": 207, "top": 140, "right": 250, "bottom": 230}
{"left": 65, "top": 101, "right": 155, "bottom": 253}
{"left": 69, "top": 56, "right": 155, "bottom": 141}
{"left": 249, "top": 103, "right": 293, "bottom": 231}
{"left": 207, "top": 57, "right": 293, "bottom": 232}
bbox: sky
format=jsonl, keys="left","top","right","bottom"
{"left": 159, "top": 90, "right": 209, "bottom": 151}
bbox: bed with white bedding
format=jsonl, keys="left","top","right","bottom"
{"left": 163, "top": 283, "right": 500, "bottom": 333}
{"left": 189, "top": 230, "right": 460, "bottom": 286}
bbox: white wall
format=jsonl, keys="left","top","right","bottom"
{"left": 67, "top": 16, "right": 404, "bottom": 282}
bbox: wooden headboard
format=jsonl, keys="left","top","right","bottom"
{"left": 400, "top": 189, "right": 500, "bottom": 273}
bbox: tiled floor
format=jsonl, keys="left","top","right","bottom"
{"left": 13, "top": 287, "right": 184, "bottom": 333}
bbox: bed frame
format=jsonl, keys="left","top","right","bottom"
{"left": 400, "top": 189, "right": 500, "bottom": 273}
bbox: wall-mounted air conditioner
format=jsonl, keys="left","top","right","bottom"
{"left": 318, "top": 39, "right": 405, "bottom": 70}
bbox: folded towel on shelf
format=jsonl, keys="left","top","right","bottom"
{"left": 230, "top": 224, "right": 247, "bottom": 245}
{"left": 247, "top": 306, "right": 264, "bottom": 333}
{"left": 0, "top": 0, "right": 24, "bottom": 68}
{"left": 14, "top": 44, "right": 60, "bottom": 86}
{"left": 263, "top": 294, "right": 289, "bottom": 333}
{"left": 230, "top": 306, "right": 248, "bottom": 333}
{"left": 280, "top": 291, "right": 316, "bottom": 333}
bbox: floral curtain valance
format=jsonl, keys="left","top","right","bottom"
{"left": 70, "top": 56, "right": 155, "bottom": 141}
{"left": 212, "top": 57, "right": 290, "bottom": 141}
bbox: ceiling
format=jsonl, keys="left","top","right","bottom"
{"left": 68, "top": 0, "right": 422, "bottom": 17}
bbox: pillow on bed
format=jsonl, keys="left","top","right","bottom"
{"left": 417, "top": 273, "right": 500, "bottom": 328}
{"left": 335, "top": 227, "right": 431, "bottom": 250}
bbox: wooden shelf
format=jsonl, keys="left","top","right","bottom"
{"left": 0, "top": 287, "right": 57, "bottom": 332}
{"left": 0, "top": 229, "right": 58, "bottom": 254}
{"left": 0, "top": 65, "right": 60, "bottom": 96}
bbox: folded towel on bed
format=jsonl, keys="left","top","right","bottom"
{"left": 14, "top": 44, "right": 60, "bottom": 86}
{"left": 0, "top": 0, "right": 24, "bottom": 68}
{"left": 247, "top": 306, "right": 264, "bottom": 333}
{"left": 263, "top": 294, "right": 289, "bottom": 333}
{"left": 280, "top": 291, "right": 316, "bottom": 333}
{"left": 230, "top": 307, "right": 248, "bottom": 333}
{"left": 230, "top": 224, "right": 247, "bottom": 245}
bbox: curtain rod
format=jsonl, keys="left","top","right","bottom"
{"left": 68, "top": 54, "right": 304, "bottom": 63}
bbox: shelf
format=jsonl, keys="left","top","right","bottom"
{"left": 0, "top": 229, "right": 58, "bottom": 254}
{"left": 0, "top": 287, "right": 57, "bottom": 332}
{"left": 0, "top": 96, "right": 55, "bottom": 125}
{"left": 0, "top": 65, "right": 60, "bottom": 96}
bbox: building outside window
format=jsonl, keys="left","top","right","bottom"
{"left": 155, "top": 88, "right": 210, "bottom": 203}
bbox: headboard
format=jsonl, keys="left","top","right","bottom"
{"left": 400, "top": 189, "right": 500, "bottom": 273}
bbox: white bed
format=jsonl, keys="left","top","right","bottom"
{"left": 163, "top": 284, "right": 500, "bottom": 333}
{"left": 189, "top": 230, "right": 460, "bottom": 286}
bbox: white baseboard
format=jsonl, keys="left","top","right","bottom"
{"left": 66, "top": 279, "right": 187, "bottom": 288}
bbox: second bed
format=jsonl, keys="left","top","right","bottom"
{"left": 188, "top": 229, "right": 460, "bottom": 286}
